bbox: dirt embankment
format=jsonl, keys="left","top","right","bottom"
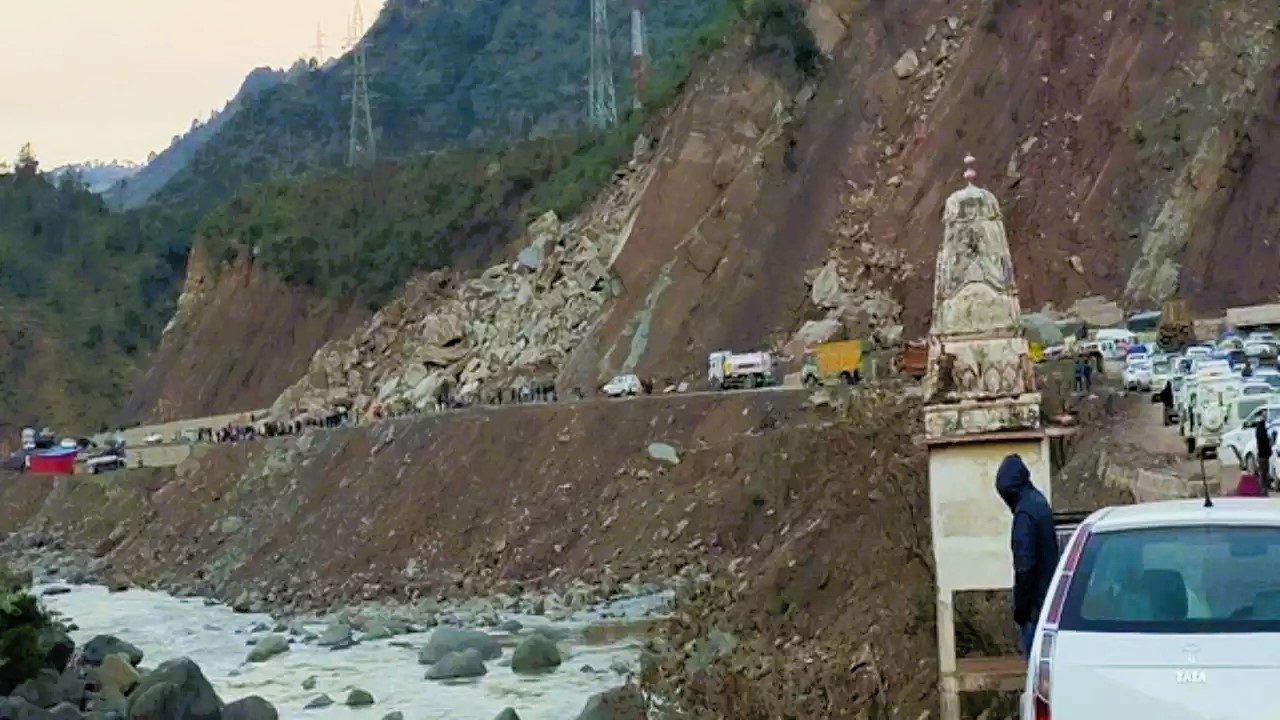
{"left": 561, "top": 0, "right": 1280, "bottom": 390}
{"left": 0, "top": 381, "right": 1136, "bottom": 716}
{"left": 121, "top": 244, "right": 371, "bottom": 423}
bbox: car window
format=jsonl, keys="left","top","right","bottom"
{"left": 1061, "top": 526, "right": 1280, "bottom": 633}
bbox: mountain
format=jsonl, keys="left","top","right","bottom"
{"left": 0, "top": 156, "right": 181, "bottom": 434}
{"left": 148, "top": 0, "right": 729, "bottom": 218}
{"left": 101, "top": 66, "right": 289, "bottom": 211}
{"left": 47, "top": 161, "right": 140, "bottom": 194}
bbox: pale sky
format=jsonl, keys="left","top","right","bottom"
{"left": 2, "top": 0, "right": 386, "bottom": 168}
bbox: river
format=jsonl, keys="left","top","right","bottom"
{"left": 37, "top": 582, "right": 669, "bottom": 719}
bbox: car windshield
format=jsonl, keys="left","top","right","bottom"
{"left": 1237, "top": 398, "right": 1269, "bottom": 420}
{"left": 1061, "top": 525, "right": 1280, "bottom": 634}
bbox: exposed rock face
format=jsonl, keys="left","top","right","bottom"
{"left": 272, "top": 198, "right": 643, "bottom": 418}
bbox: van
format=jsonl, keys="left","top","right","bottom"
{"left": 1192, "top": 375, "right": 1242, "bottom": 458}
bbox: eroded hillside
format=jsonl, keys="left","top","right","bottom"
{"left": 200, "top": 0, "right": 1280, "bottom": 422}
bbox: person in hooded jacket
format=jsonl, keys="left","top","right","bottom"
{"left": 995, "top": 453, "right": 1059, "bottom": 656}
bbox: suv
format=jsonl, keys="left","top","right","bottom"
{"left": 1022, "top": 499, "right": 1280, "bottom": 719}
{"left": 601, "top": 374, "right": 644, "bottom": 398}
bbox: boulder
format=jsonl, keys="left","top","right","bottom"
{"left": 303, "top": 695, "right": 332, "bottom": 709}
{"left": 646, "top": 443, "right": 679, "bottom": 465}
{"left": 11, "top": 669, "right": 61, "bottom": 708}
{"left": 0, "top": 696, "right": 62, "bottom": 720}
{"left": 315, "top": 623, "right": 353, "bottom": 648}
{"left": 95, "top": 654, "right": 142, "bottom": 695}
{"left": 381, "top": 713, "right": 405, "bottom": 720}
{"left": 893, "top": 49, "right": 920, "bottom": 78}
{"left": 39, "top": 627, "right": 75, "bottom": 673}
{"left": 223, "top": 696, "right": 278, "bottom": 720}
{"left": 47, "top": 703, "right": 82, "bottom": 720}
{"left": 809, "top": 260, "right": 843, "bottom": 308}
{"left": 510, "top": 634, "right": 561, "bottom": 673}
{"left": 424, "top": 649, "right": 488, "bottom": 680}
{"left": 245, "top": 635, "right": 290, "bottom": 663}
{"left": 572, "top": 685, "right": 647, "bottom": 720}
{"left": 126, "top": 658, "right": 222, "bottom": 720}
{"left": 494, "top": 709, "right": 521, "bottom": 720}
{"left": 793, "top": 318, "right": 843, "bottom": 347}
{"left": 300, "top": 676, "right": 317, "bottom": 690}
{"left": 82, "top": 636, "right": 144, "bottom": 667}
{"left": 496, "top": 619, "right": 523, "bottom": 633}
{"left": 345, "top": 689, "right": 375, "bottom": 707}
{"left": 418, "top": 627, "right": 500, "bottom": 664}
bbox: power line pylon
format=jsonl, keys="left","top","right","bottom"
{"left": 629, "top": 0, "right": 647, "bottom": 111}
{"left": 588, "top": 0, "right": 618, "bottom": 129}
{"left": 314, "top": 23, "right": 326, "bottom": 61}
{"left": 347, "top": 1, "right": 376, "bottom": 167}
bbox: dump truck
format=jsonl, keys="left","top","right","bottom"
{"left": 1157, "top": 299, "right": 1193, "bottom": 352}
{"left": 802, "top": 340, "right": 862, "bottom": 386}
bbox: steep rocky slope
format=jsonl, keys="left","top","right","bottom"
{"left": 254, "top": 0, "right": 1280, "bottom": 414}
{"left": 122, "top": 244, "right": 370, "bottom": 423}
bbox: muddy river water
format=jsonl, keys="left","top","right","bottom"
{"left": 38, "top": 583, "right": 669, "bottom": 719}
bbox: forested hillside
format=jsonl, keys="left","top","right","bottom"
{"left": 154, "top": 0, "right": 729, "bottom": 218}
{"left": 0, "top": 151, "right": 184, "bottom": 433}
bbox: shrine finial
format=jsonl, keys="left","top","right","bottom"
{"left": 963, "top": 154, "right": 977, "bottom": 184}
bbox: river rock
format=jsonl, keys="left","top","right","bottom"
{"left": 39, "top": 627, "right": 75, "bottom": 673}
{"left": 382, "top": 713, "right": 405, "bottom": 720}
{"left": 345, "top": 689, "right": 374, "bottom": 707}
{"left": 223, "top": 696, "right": 278, "bottom": 720}
{"left": 83, "top": 635, "right": 144, "bottom": 666}
{"left": 418, "top": 627, "right": 500, "bottom": 664}
{"left": 96, "top": 654, "right": 142, "bottom": 695}
{"left": 645, "top": 443, "right": 679, "bottom": 465}
{"left": 126, "top": 658, "right": 221, "bottom": 720}
{"left": 11, "top": 669, "right": 61, "bottom": 708}
{"left": 41, "top": 586, "right": 71, "bottom": 597}
{"left": 496, "top": 619, "right": 523, "bottom": 633}
{"left": 47, "top": 702, "right": 83, "bottom": 720}
{"left": 510, "top": 634, "right": 561, "bottom": 673}
{"left": 530, "top": 625, "right": 570, "bottom": 641}
{"left": 303, "top": 694, "right": 333, "bottom": 709}
{"left": 572, "top": 685, "right": 646, "bottom": 720}
{"left": 300, "top": 676, "right": 317, "bottom": 690}
{"left": 494, "top": 709, "right": 521, "bottom": 720}
{"left": 424, "top": 649, "right": 488, "bottom": 680}
{"left": 316, "top": 623, "right": 353, "bottom": 649}
{"left": 0, "top": 696, "right": 80, "bottom": 720}
{"left": 245, "top": 635, "right": 290, "bottom": 663}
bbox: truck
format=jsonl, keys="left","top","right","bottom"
{"left": 1157, "top": 299, "right": 1193, "bottom": 352}
{"left": 802, "top": 340, "right": 862, "bottom": 386}
{"left": 707, "top": 351, "right": 775, "bottom": 390}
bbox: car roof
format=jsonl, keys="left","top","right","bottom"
{"left": 1088, "top": 498, "right": 1280, "bottom": 533}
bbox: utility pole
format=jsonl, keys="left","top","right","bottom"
{"left": 314, "top": 23, "right": 326, "bottom": 61}
{"left": 629, "top": 0, "right": 647, "bottom": 111}
{"left": 588, "top": 0, "right": 618, "bottom": 129}
{"left": 347, "top": 1, "right": 376, "bottom": 167}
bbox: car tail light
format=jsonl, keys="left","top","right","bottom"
{"left": 1031, "top": 520, "right": 1094, "bottom": 720}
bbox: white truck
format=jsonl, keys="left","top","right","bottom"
{"left": 1190, "top": 374, "right": 1242, "bottom": 459}
{"left": 707, "top": 351, "right": 775, "bottom": 390}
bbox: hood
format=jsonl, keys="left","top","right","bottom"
{"left": 995, "top": 454, "right": 1031, "bottom": 511}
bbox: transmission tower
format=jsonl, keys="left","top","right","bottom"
{"left": 629, "top": 0, "right": 647, "bottom": 111}
{"left": 314, "top": 23, "right": 326, "bottom": 61}
{"left": 588, "top": 0, "right": 618, "bottom": 129}
{"left": 347, "top": 1, "right": 376, "bottom": 167}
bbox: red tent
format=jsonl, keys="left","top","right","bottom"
{"left": 27, "top": 449, "right": 76, "bottom": 475}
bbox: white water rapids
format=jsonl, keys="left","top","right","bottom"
{"left": 37, "top": 583, "right": 668, "bottom": 719}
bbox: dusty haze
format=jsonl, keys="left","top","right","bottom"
{"left": 2, "top": 0, "right": 386, "bottom": 167}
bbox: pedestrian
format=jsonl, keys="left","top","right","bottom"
{"left": 995, "top": 454, "right": 1059, "bottom": 657}
{"left": 1073, "top": 356, "right": 1085, "bottom": 392}
{"left": 1082, "top": 354, "right": 1094, "bottom": 391}
{"left": 1255, "top": 411, "right": 1273, "bottom": 492}
{"left": 1234, "top": 471, "right": 1267, "bottom": 497}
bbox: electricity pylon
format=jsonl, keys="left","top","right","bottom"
{"left": 589, "top": 0, "right": 618, "bottom": 129}
{"left": 629, "top": 0, "right": 647, "bottom": 111}
{"left": 347, "top": 2, "right": 376, "bottom": 167}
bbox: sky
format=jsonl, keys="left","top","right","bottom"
{"left": 2, "top": 0, "right": 387, "bottom": 168}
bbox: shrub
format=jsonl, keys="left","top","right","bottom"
{"left": 0, "top": 561, "right": 51, "bottom": 695}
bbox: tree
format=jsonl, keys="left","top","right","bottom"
{"left": 15, "top": 144, "right": 38, "bottom": 176}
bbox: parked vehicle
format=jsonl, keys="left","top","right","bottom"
{"left": 1156, "top": 299, "right": 1193, "bottom": 351}
{"left": 87, "top": 453, "right": 126, "bottom": 475}
{"left": 601, "top": 374, "right": 644, "bottom": 398}
{"left": 1021, "top": 499, "right": 1280, "bottom": 720}
{"left": 1191, "top": 375, "right": 1241, "bottom": 459}
{"left": 802, "top": 340, "right": 862, "bottom": 386}
{"left": 144, "top": 432, "right": 164, "bottom": 444}
{"left": 707, "top": 351, "right": 775, "bottom": 390}
{"left": 1221, "top": 403, "right": 1280, "bottom": 471}
{"left": 1123, "top": 357, "right": 1153, "bottom": 391}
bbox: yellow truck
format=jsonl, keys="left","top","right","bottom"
{"left": 803, "top": 340, "right": 863, "bottom": 386}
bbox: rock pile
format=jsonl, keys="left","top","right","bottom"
{"left": 792, "top": 257, "right": 906, "bottom": 352}
{"left": 271, "top": 205, "right": 630, "bottom": 419}
{"left": 0, "top": 631, "right": 277, "bottom": 720}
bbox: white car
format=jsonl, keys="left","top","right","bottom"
{"left": 1022, "top": 499, "right": 1280, "bottom": 719}
{"left": 144, "top": 432, "right": 164, "bottom": 444}
{"left": 1123, "top": 359, "right": 1153, "bottom": 391}
{"left": 601, "top": 374, "right": 644, "bottom": 398}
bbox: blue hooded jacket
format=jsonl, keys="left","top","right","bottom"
{"left": 995, "top": 454, "right": 1059, "bottom": 626}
